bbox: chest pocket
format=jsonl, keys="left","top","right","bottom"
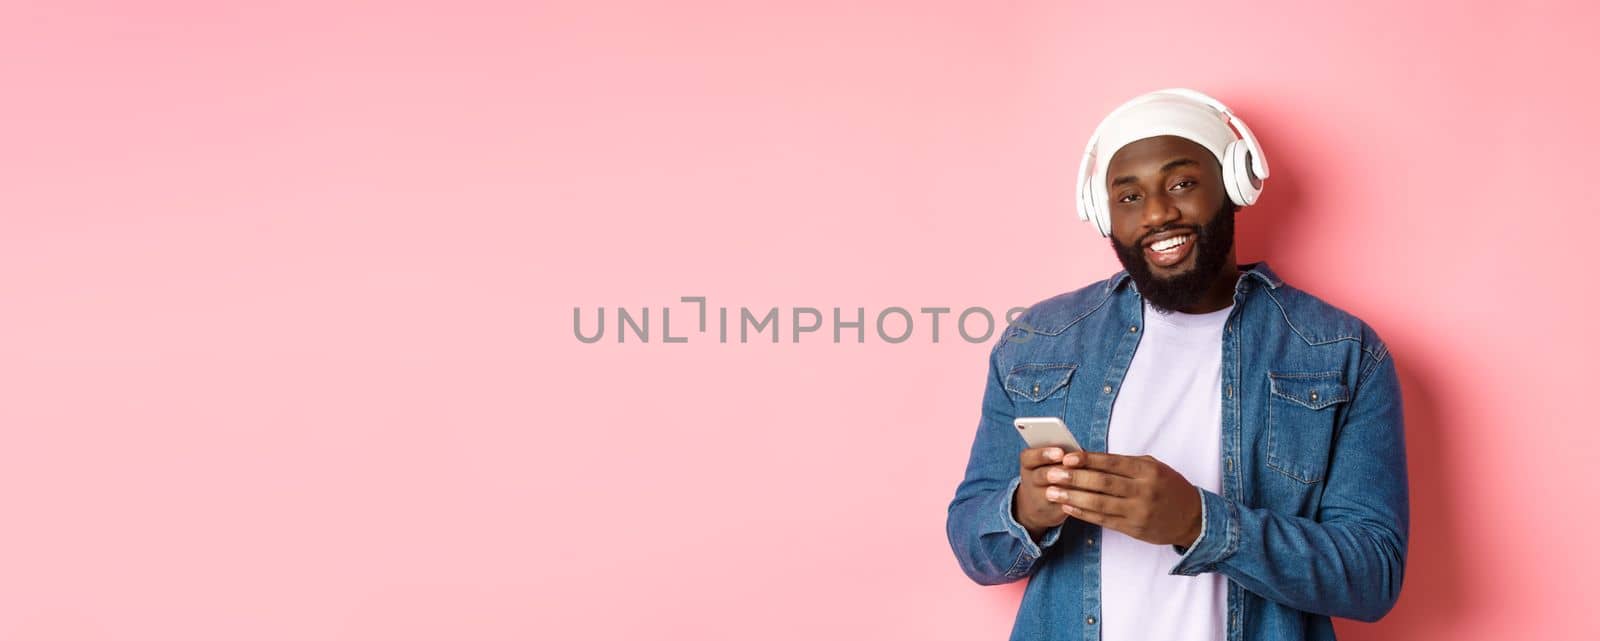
{"left": 1266, "top": 371, "right": 1350, "bottom": 484}
{"left": 1004, "top": 363, "right": 1077, "bottom": 417}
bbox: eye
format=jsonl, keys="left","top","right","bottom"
{"left": 1171, "top": 179, "right": 1195, "bottom": 190}
{"left": 1118, "top": 193, "right": 1141, "bottom": 204}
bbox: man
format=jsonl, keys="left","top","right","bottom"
{"left": 945, "top": 89, "right": 1407, "bottom": 641}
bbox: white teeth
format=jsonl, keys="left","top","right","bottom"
{"left": 1151, "top": 235, "right": 1190, "bottom": 252}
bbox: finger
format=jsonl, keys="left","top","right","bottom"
{"left": 1031, "top": 463, "right": 1069, "bottom": 488}
{"left": 1043, "top": 482, "right": 1093, "bottom": 504}
{"left": 1061, "top": 503, "right": 1127, "bottom": 531}
{"left": 1060, "top": 468, "right": 1138, "bottom": 497}
{"left": 1044, "top": 484, "right": 1100, "bottom": 505}
{"left": 1020, "top": 446, "right": 1067, "bottom": 470}
{"left": 1058, "top": 488, "right": 1130, "bottom": 516}
{"left": 1064, "top": 451, "right": 1147, "bottom": 478}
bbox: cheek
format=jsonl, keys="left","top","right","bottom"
{"left": 1189, "top": 185, "right": 1227, "bottom": 207}
{"left": 1174, "top": 193, "right": 1222, "bottom": 221}
{"left": 1110, "top": 226, "right": 1140, "bottom": 247}
{"left": 1108, "top": 209, "right": 1139, "bottom": 237}
{"left": 1172, "top": 188, "right": 1211, "bottom": 206}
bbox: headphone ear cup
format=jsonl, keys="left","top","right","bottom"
{"left": 1092, "top": 176, "right": 1111, "bottom": 236}
{"left": 1231, "top": 143, "right": 1263, "bottom": 205}
{"left": 1075, "top": 147, "right": 1094, "bottom": 224}
{"left": 1077, "top": 165, "right": 1097, "bottom": 234}
{"left": 1221, "top": 142, "right": 1245, "bottom": 206}
{"left": 1242, "top": 147, "right": 1264, "bottom": 196}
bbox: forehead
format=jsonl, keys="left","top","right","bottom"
{"left": 1106, "top": 135, "right": 1215, "bottom": 174}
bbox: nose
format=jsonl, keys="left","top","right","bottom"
{"left": 1141, "top": 189, "right": 1181, "bottom": 231}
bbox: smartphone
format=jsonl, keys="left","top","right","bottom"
{"left": 1013, "top": 417, "right": 1084, "bottom": 453}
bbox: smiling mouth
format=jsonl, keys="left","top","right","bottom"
{"left": 1143, "top": 233, "right": 1195, "bottom": 268}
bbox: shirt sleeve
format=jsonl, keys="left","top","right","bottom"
{"left": 946, "top": 335, "right": 1080, "bottom": 585}
{"left": 1164, "top": 349, "right": 1408, "bottom": 623}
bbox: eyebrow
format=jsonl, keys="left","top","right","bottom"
{"left": 1110, "top": 158, "right": 1199, "bottom": 188}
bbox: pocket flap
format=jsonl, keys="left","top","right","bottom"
{"left": 1268, "top": 371, "right": 1350, "bottom": 410}
{"left": 1005, "top": 363, "right": 1077, "bottom": 402}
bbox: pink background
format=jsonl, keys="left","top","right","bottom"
{"left": 2, "top": 1, "right": 1595, "bottom": 639}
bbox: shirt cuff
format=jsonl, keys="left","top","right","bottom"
{"left": 1168, "top": 486, "right": 1239, "bottom": 576}
{"left": 1001, "top": 475, "right": 1065, "bottom": 557}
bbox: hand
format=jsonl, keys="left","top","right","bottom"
{"left": 1012, "top": 446, "right": 1074, "bottom": 540}
{"left": 1055, "top": 451, "right": 1203, "bottom": 547}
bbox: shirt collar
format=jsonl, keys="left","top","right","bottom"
{"left": 1106, "top": 260, "right": 1284, "bottom": 294}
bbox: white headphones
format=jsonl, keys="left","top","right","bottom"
{"left": 1074, "top": 88, "right": 1270, "bottom": 237}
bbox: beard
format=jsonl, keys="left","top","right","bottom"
{"left": 1110, "top": 200, "right": 1237, "bottom": 314}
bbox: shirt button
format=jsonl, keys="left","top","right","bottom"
{"left": 1310, "top": 391, "right": 1320, "bottom": 402}
{"left": 1128, "top": 325, "right": 1138, "bottom": 332}
{"left": 1033, "top": 383, "right": 1040, "bottom": 395}
{"left": 1102, "top": 384, "right": 1112, "bottom": 394}
{"left": 1086, "top": 537, "right": 1094, "bottom": 546}
{"left": 1087, "top": 616, "right": 1097, "bottom": 625}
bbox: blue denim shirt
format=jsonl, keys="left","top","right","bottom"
{"left": 945, "top": 261, "right": 1407, "bottom": 641}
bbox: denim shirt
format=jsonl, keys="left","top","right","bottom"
{"left": 945, "top": 261, "right": 1407, "bottom": 641}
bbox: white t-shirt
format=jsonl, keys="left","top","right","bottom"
{"left": 1101, "top": 297, "right": 1230, "bottom": 641}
